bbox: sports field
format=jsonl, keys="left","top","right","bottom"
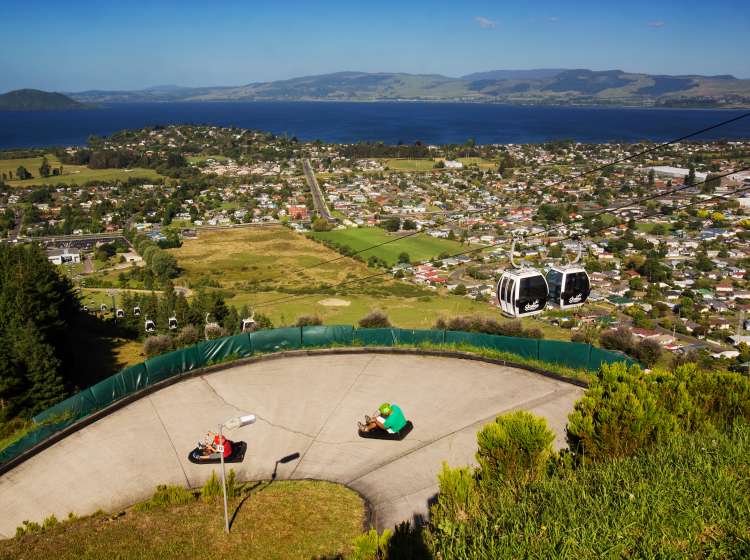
{"left": 310, "top": 226, "right": 466, "bottom": 265}
{"left": 0, "top": 154, "right": 162, "bottom": 187}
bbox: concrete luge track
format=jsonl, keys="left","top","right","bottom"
{"left": 0, "top": 352, "right": 584, "bottom": 537}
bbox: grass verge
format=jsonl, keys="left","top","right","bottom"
{"left": 0, "top": 479, "right": 365, "bottom": 560}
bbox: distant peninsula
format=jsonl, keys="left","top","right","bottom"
{"left": 65, "top": 69, "right": 750, "bottom": 108}
{"left": 0, "top": 89, "right": 88, "bottom": 111}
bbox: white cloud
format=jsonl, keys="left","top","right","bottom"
{"left": 547, "top": 16, "right": 559, "bottom": 23}
{"left": 646, "top": 20, "right": 665, "bottom": 28}
{"left": 475, "top": 16, "right": 497, "bottom": 29}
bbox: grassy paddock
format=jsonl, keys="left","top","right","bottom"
{"left": 380, "top": 158, "right": 436, "bottom": 172}
{"left": 0, "top": 480, "right": 365, "bottom": 560}
{"left": 310, "top": 226, "right": 466, "bottom": 265}
{"left": 0, "top": 154, "right": 162, "bottom": 187}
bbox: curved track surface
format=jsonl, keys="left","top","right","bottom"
{"left": 0, "top": 353, "right": 583, "bottom": 537}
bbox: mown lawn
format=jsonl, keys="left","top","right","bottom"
{"left": 0, "top": 154, "right": 162, "bottom": 187}
{"left": 0, "top": 480, "right": 365, "bottom": 560}
{"left": 310, "top": 226, "right": 467, "bottom": 265}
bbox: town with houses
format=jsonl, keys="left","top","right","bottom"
{"left": 2, "top": 125, "right": 750, "bottom": 370}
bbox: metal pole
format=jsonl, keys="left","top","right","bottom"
{"left": 220, "top": 423, "right": 229, "bottom": 533}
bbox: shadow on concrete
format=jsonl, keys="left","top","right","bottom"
{"left": 228, "top": 452, "right": 301, "bottom": 530}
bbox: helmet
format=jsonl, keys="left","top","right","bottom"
{"left": 379, "top": 403, "right": 392, "bottom": 416}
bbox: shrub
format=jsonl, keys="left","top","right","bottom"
{"left": 633, "top": 338, "right": 662, "bottom": 367}
{"left": 433, "top": 315, "right": 543, "bottom": 339}
{"left": 566, "top": 362, "right": 677, "bottom": 462}
{"left": 204, "top": 324, "right": 227, "bottom": 340}
{"left": 359, "top": 311, "right": 392, "bottom": 328}
{"left": 295, "top": 315, "right": 322, "bottom": 327}
{"left": 431, "top": 462, "right": 480, "bottom": 526}
{"left": 476, "top": 411, "right": 555, "bottom": 487}
{"left": 135, "top": 484, "right": 194, "bottom": 511}
{"left": 174, "top": 324, "right": 201, "bottom": 347}
{"left": 674, "top": 363, "right": 750, "bottom": 429}
{"left": 350, "top": 528, "right": 393, "bottom": 560}
{"left": 201, "top": 471, "right": 222, "bottom": 500}
{"left": 599, "top": 326, "right": 634, "bottom": 353}
{"left": 571, "top": 324, "right": 598, "bottom": 344}
{"left": 143, "top": 335, "right": 173, "bottom": 358}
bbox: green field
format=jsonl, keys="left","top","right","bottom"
{"left": 310, "top": 226, "right": 466, "bottom": 265}
{"left": 186, "top": 154, "right": 229, "bottom": 164}
{"left": 165, "top": 226, "right": 508, "bottom": 329}
{"left": 380, "top": 158, "right": 436, "bottom": 172}
{"left": 0, "top": 480, "right": 364, "bottom": 560}
{"left": 0, "top": 154, "right": 162, "bottom": 187}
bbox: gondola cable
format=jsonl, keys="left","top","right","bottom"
{"left": 251, "top": 169, "right": 750, "bottom": 310}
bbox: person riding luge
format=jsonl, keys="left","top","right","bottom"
{"left": 359, "top": 403, "right": 407, "bottom": 434}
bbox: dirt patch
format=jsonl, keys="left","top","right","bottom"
{"left": 318, "top": 298, "right": 351, "bottom": 307}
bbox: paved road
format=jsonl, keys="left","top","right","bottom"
{"left": 303, "top": 159, "right": 334, "bottom": 221}
{"left": 0, "top": 353, "right": 582, "bottom": 537}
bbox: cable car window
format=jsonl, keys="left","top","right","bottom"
{"left": 547, "top": 269, "right": 563, "bottom": 300}
{"left": 520, "top": 276, "right": 547, "bottom": 300}
{"left": 567, "top": 272, "right": 589, "bottom": 293}
{"left": 507, "top": 279, "right": 515, "bottom": 303}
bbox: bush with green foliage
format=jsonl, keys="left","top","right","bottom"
{"left": 433, "top": 315, "right": 543, "bottom": 339}
{"left": 143, "top": 335, "right": 173, "bottom": 358}
{"left": 476, "top": 410, "right": 554, "bottom": 487}
{"left": 421, "top": 359, "right": 750, "bottom": 558}
{"left": 359, "top": 311, "right": 392, "bottom": 328}
{"left": 134, "top": 484, "right": 194, "bottom": 511}
{"left": 296, "top": 315, "right": 323, "bottom": 327}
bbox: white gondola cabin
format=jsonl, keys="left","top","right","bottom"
{"left": 496, "top": 238, "right": 549, "bottom": 318}
{"left": 168, "top": 316, "right": 178, "bottom": 330}
{"left": 145, "top": 318, "right": 156, "bottom": 333}
{"left": 116, "top": 308, "right": 125, "bottom": 318}
{"left": 133, "top": 306, "right": 141, "bottom": 317}
{"left": 546, "top": 242, "right": 590, "bottom": 309}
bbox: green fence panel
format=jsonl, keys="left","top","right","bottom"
{"left": 198, "top": 333, "right": 253, "bottom": 364}
{"left": 88, "top": 376, "right": 125, "bottom": 409}
{"left": 32, "top": 392, "right": 98, "bottom": 424}
{"left": 0, "top": 418, "right": 77, "bottom": 464}
{"left": 444, "top": 331, "right": 541, "bottom": 361}
{"left": 143, "top": 347, "right": 194, "bottom": 385}
{"left": 393, "top": 329, "right": 445, "bottom": 346}
{"left": 117, "top": 363, "right": 148, "bottom": 393}
{"left": 589, "top": 346, "right": 637, "bottom": 370}
{"left": 250, "top": 327, "right": 302, "bottom": 353}
{"left": 539, "top": 340, "right": 592, "bottom": 370}
{"left": 354, "top": 328, "right": 397, "bottom": 346}
{"left": 301, "top": 325, "right": 355, "bottom": 347}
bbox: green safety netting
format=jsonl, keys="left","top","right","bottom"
{"left": 392, "top": 328, "right": 446, "bottom": 346}
{"left": 355, "top": 328, "right": 398, "bottom": 346}
{"left": 6, "top": 326, "right": 638, "bottom": 467}
{"left": 301, "top": 325, "right": 355, "bottom": 347}
{"left": 250, "top": 327, "right": 302, "bottom": 353}
{"left": 539, "top": 340, "right": 592, "bottom": 370}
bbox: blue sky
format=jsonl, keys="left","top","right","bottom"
{"left": 1, "top": 0, "right": 748, "bottom": 91}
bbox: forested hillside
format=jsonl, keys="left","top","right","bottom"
{"left": 0, "top": 244, "right": 80, "bottom": 419}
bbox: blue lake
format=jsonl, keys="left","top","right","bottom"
{"left": 1, "top": 102, "right": 749, "bottom": 148}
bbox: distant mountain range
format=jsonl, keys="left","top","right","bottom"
{"left": 6, "top": 69, "right": 750, "bottom": 109}
{"left": 0, "top": 89, "right": 87, "bottom": 111}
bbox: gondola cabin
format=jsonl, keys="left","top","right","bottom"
{"left": 546, "top": 266, "right": 590, "bottom": 309}
{"left": 168, "top": 317, "right": 178, "bottom": 330}
{"left": 145, "top": 319, "right": 156, "bottom": 333}
{"left": 497, "top": 270, "right": 549, "bottom": 318}
{"left": 133, "top": 306, "right": 141, "bottom": 317}
{"left": 116, "top": 308, "right": 125, "bottom": 318}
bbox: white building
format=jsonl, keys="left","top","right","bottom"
{"left": 47, "top": 248, "right": 81, "bottom": 265}
{"left": 648, "top": 166, "right": 708, "bottom": 182}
